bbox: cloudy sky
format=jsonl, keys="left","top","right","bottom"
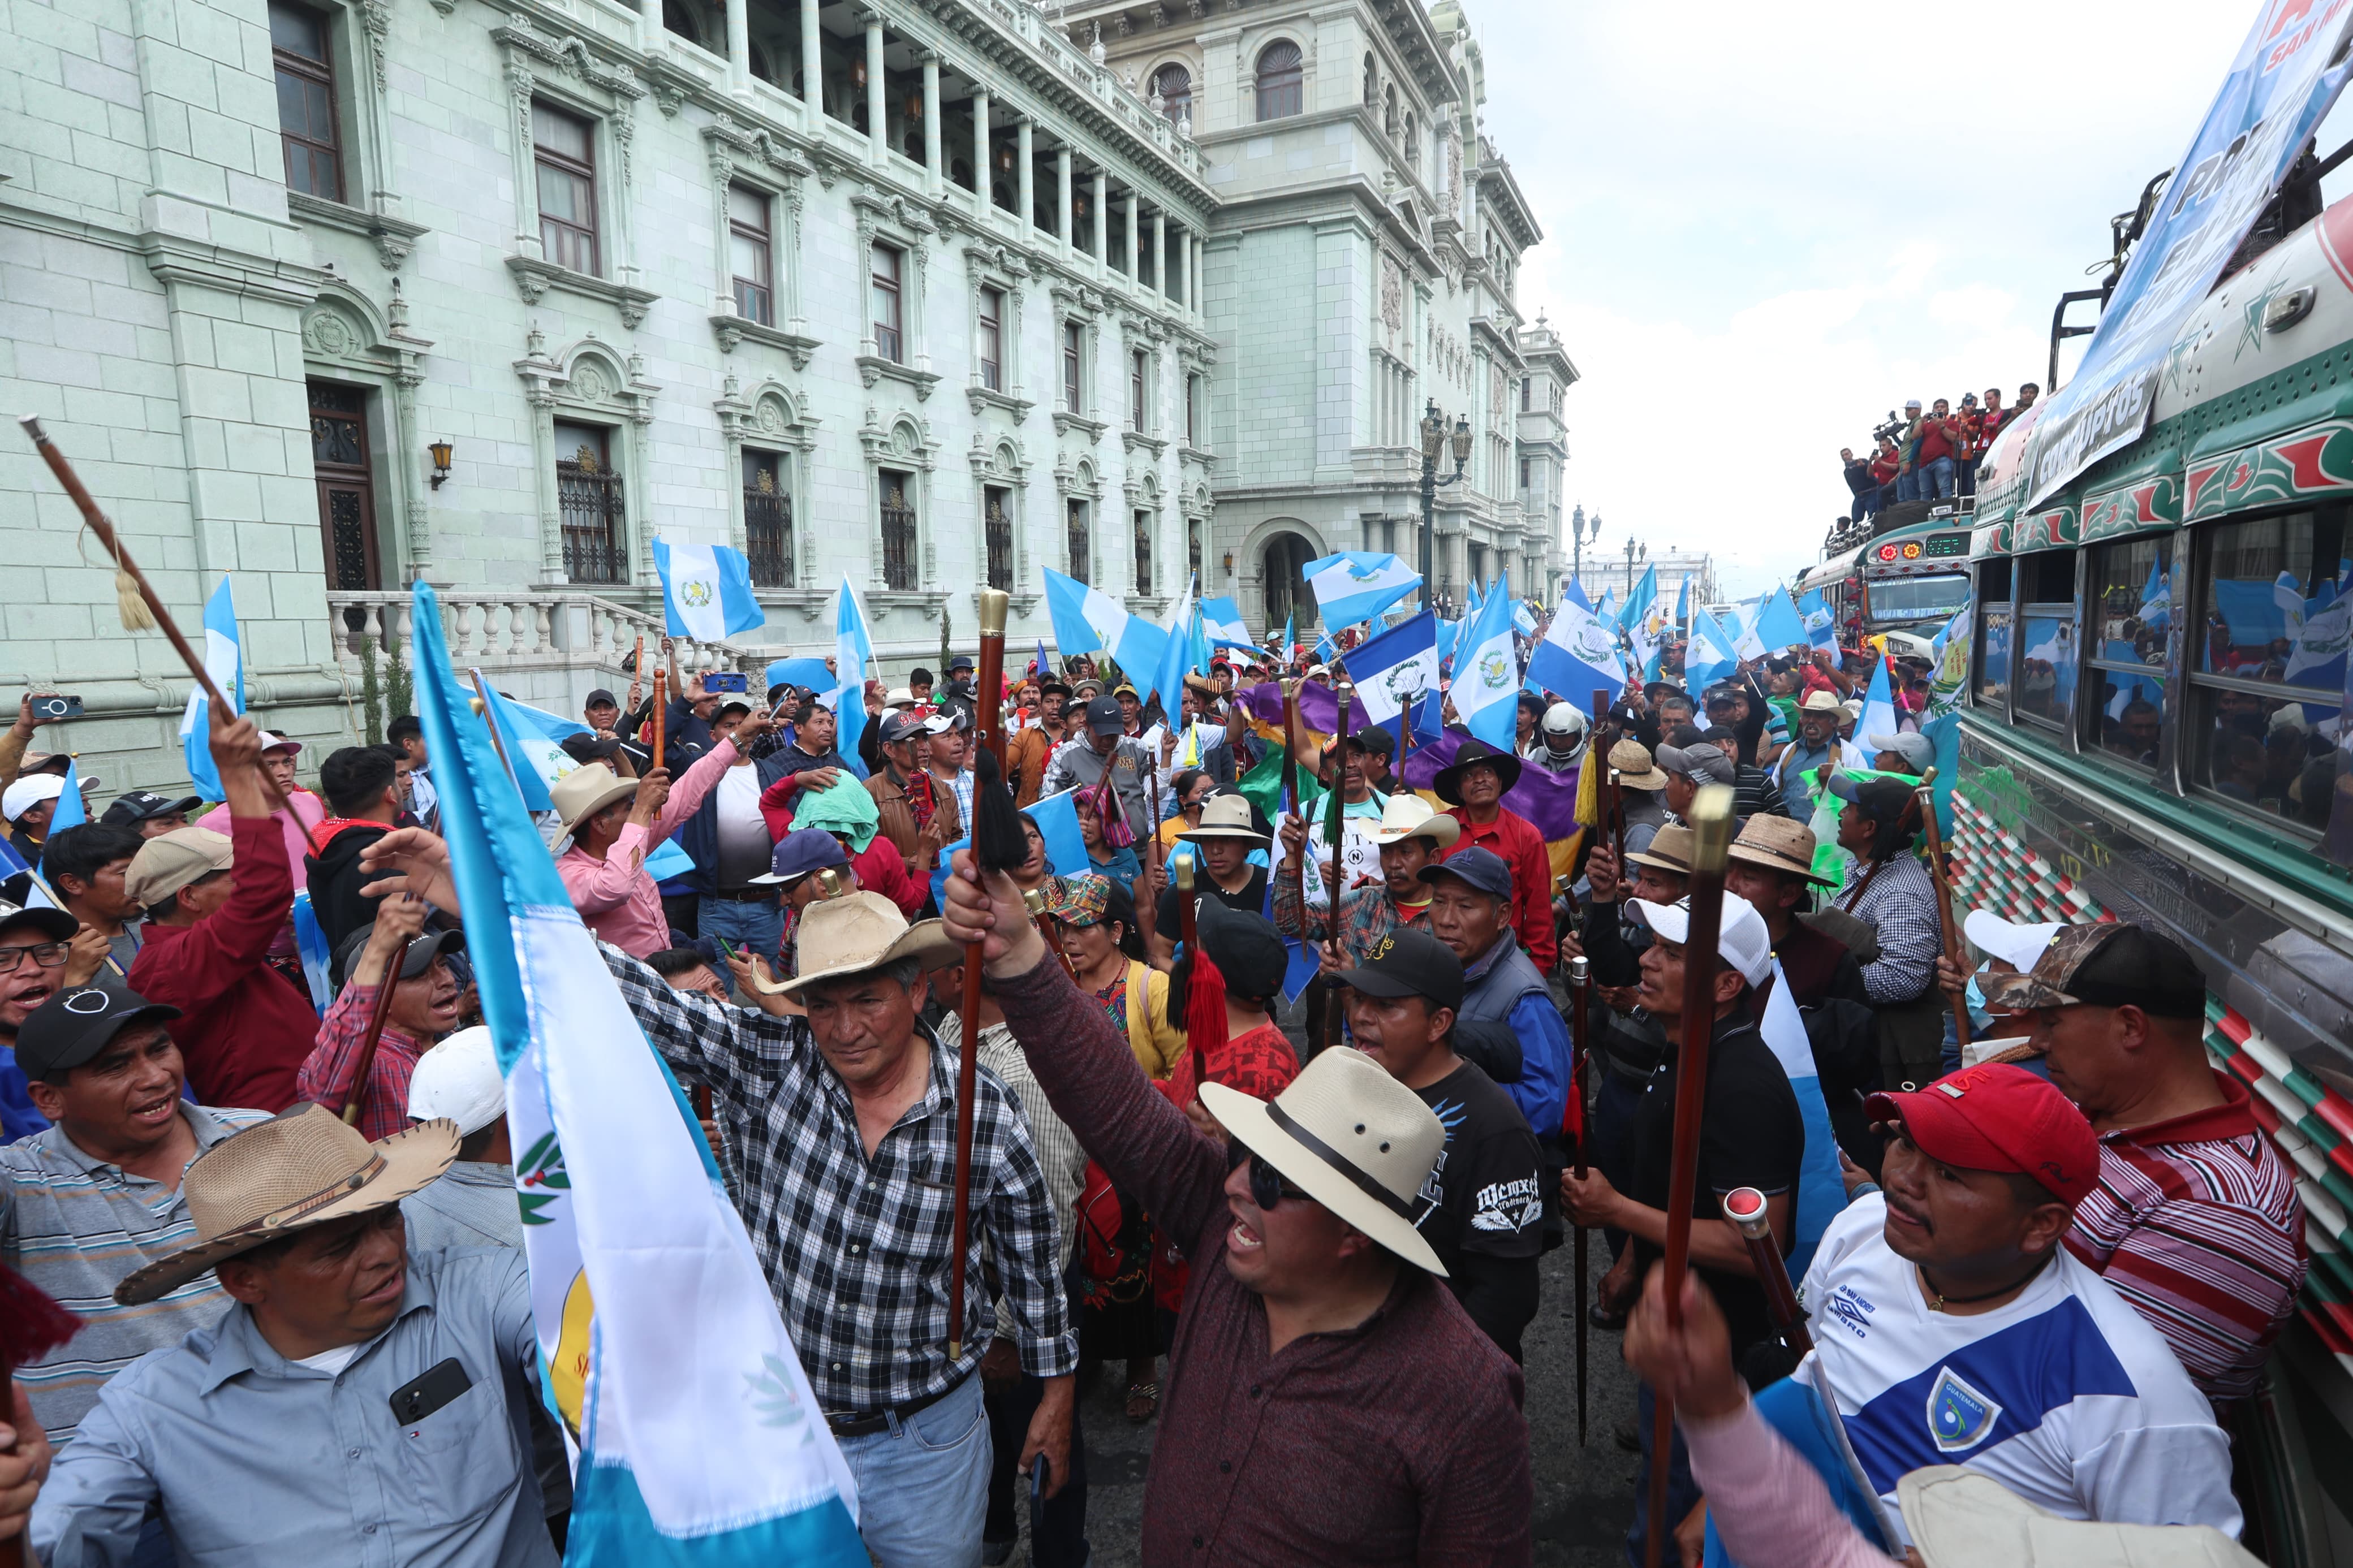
{"left": 1479, "top": 0, "right": 2308, "bottom": 601}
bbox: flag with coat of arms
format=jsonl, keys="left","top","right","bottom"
{"left": 653, "top": 539, "right": 766, "bottom": 642}
{"left": 1528, "top": 581, "right": 1626, "bottom": 713}
{"left": 1304, "top": 551, "right": 1422, "bottom": 628}
{"left": 408, "top": 580, "right": 865, "bottom": 1566}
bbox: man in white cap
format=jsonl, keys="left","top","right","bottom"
{"left": 400, "top": 1026, "right": 515, "bottom": 1251}
{"left": 2, "top": 772, "right": 64, "bottom": 867}
{"left": 1561, "top": 889, "right": 1803, "bottom": 1568}
{"left": 28, "top": 1103, "right": 560, "bottom": 1567}
{"left": 939, "top": 851, "right": 1535, "bottom": 1563}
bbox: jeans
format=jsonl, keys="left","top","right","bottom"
{"left": 984, "top": 1363, "right": 1090, "bottom": 1566}
{"left": 837, "top": 1373, "right": 992, "bottom": 1568}
{"left": 1625, "top": 1383, "right": 1700, "bottom": 1568}
{"left": 697, "top": 897, "right": 785, "bottom": 996}
{"left": 1895, "top": 469, "right": 1919, "bottom": 503}
{"left": 1956, "top": 456, "right": 1978, "bottom": 498}
{"left": 1920, "top": 454, "right": 1955, "bottom": 499}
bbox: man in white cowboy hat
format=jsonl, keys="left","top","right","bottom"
{"left": 938, "top": 853, "right": 1535, "bottom": 1563}
{"left": 1147, "top": 792, "right": 1270, "bottom": 970}
{"left": 1772, "top": 689, "right": 1864, "bottom": 820}
{"left": 597, "top": 889, "right": 1079, "bottom": 1568}
{"left": 28, "top": 1102, "right": 565, "bottom": 1568}
{"left": 551, "top": 700, "right": 766, "bottom": 958}
{"left": 1274, "top": 791, "right": 1458, "bottom": 971}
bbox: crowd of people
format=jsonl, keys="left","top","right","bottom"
{"left": 1838, "top": 382, "right": 2041, "bottom": 522}
{"left": 0, "top": 609, "right": 2306, "bottom": 1568}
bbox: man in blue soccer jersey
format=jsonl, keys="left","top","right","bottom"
{"left": 1797, "top": 1064, "right": 2239, "bottom": 1547}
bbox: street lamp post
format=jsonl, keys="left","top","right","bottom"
{"left": 1568, "top": 504, "right": 1601, "bottom": 597}
{"left": 1623, "top": 536, "right": 1647, "bottom": 601}
{"left": 1419, "top": 400, "right": 1472, "bottom": 615}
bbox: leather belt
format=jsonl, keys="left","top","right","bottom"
{"left": 824, "top": 1370, "right": 968, "bottom": 1437}
{"left": 707, "top": 887, "right": 777, "bottom": 903}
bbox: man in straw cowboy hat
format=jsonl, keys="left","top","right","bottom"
{"left": 594, "top": 888, "right": 1078, "bottom": 1567}
{"left": 1147, "top": 792, "right": 1269, "bottom": 970}
{"left": 1772, "top": 688, "right": 1864, "bottom": 820}
{"left": 1722, "top": 814, "right": 1868, "bottom": 1013}
{"left": 1273, "top": 791, "right": 1458, "bottom": 971}
{"left": 26, "top": 1102, "right": 569, "bottom": 1567}
{"left": 938, "top": 849, "right": 1535, "bottom": 1565}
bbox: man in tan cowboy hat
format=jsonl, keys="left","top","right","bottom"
{"left": 1146, "top": 793, "right": 1269, "bottom": 970}
{"left": 552, "top": 699, "right": 766, "bottom": 957}
{"left": 1274, "top": 791, "right": 1457, "bottom": 971}
{"left": 28, "top": 1102, "right": 568, "bottom": 1567}
{"left": 1723, "top": 815, "right": 1867, "bottom": 1013}
{"left": 938, "top": 854, "right": 1534, "bottom": 1563}
{"left": 1772, "top": 688, "right": 1863, "bottom": 820}
{"left": 597, "top": 888, "right": 1079, "bottom": 1568}
{"left": 1605, "top": 736, "right": 1673, "bottom": 859}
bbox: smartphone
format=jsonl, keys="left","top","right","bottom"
{"left": 705, "top": 672, "right": 749, "bottom": 694}
{"left": 30, "top": 696, "right": 82, "bottom": 721}
{"left": 714, "top": 936, "right": 742, "bottom": 962}
{"left": 388, "top": 1357, "right": 472, "bottom": 1426}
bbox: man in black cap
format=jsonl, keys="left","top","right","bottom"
{"left": 0, "top": 906, "right": 106, "bottom": 1141}
{"left": 583, "top": 687, "right": 622, "bottom": 735}
{"left": 98, "top": 791, "right": 201, "bottom": 842}
{"left": 298, "top": 896, "right": 466, "bottom": 1140}
{"left": 864, "top": 710, "right": 954, "bottom": 882}
{"left": 1421, "top": 847, "right": 1571, "bottom": 1144}
{"left": 1338, "top": 928, "right": 1545, "bottom": 1360}
{"left": 2, "top": 975, "right": 272, "bottom": 1443}
{"left": 1041, "top": 697, "right": 1154, "bottom": 841}
{"left": 559, "top": 731, "right": 628, "bottom": 775}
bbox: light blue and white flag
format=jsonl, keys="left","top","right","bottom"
{"left": 1755, "top": 585, "right": 1811, "bottom": 653}
{"left": 178, "top": 577, "right": 242, "bottom": 802}
{"left": 830, "top": 576, "right": 874, "bottom": 779}
{"left": 1856, "top": 655, "right": 1900, "bottom": 741}
{"left": 929, "top": 787, "right": 1089, "bottom": 912}
{"left": 653, "top": 539, "right": 766, "bottom": 642}
{"left": 1450, "top": 580, "right": 1522, "bottom": 750}
{"left": 1045, "top": 567, "right": 1169, "bottom": 683}
{"left": 1726, "top": 595, "right": 1769, "bottom": 661}
{"left": 1200, "top": 596, "right": 1253, "bottom": 650}
{"left": 1279, "top": 607, "right": 1295, "bottom": 663}
{"left": 1796, "top": 589, "right": 1838, "bottom": 650}
{"left": 1304, "top": 551, "right": 1421, "bottom": 629}
{"left": 1346, "top": 611, "right": 1440, "bottom": 751}
{"left": 1684, "top": 606, "right": 1742, "bottom": 696}
{"left": 1512, "top": 601, "right": 1537, "bottom": 637}
{"left": 1619, "top": 564, "right": 1657, "bottom": 634}
{"left": 1674, "top": 576, "right": 1691, "bottom": 636}
{"left": 764, "top": 657, "right": 836, "bottom": 697}
{"left": 410, "top": 581, "right": 867, "bottom": 1566}
{"left": 478, "top": 686, "right": 590, "bottom": 813}
{"left": 43, "top": 761, "right": 85, "bottom": 838}
{"left": 1592, "top": 588, "right": 1615, "bottom": 628}
{"left": 291, "top": 891, "right": 334, "bottom": 1014}
{"left": 1529, "top": 585, "right": 1627, "bottom": 712}
{"left": 1757, "top": 957, "right": 1846, "bottom": 1277}
{"left": 1150, "top": 576, "right": 1201, "bottom": 715}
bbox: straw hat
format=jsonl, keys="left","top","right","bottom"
{"left": 1624, "top": 823, "right": 1695, "bottom": 874}
{"left": 1799, "top": 689, "right": 1845, "bottom": 714}
{"left": 551, "top": 764, "right": 637, "bottom": 836}
{"left": 1365, "top": 792, "right": 1460, "bottom": 849}
{"left": 1725, "top": 815, "right": 1834, "bottom": 885}
{"left": 755, "top": 891, "right": 958, "bottom": 996}
{"left": 1608, "top": 737, "right": 1670, "bottom": 792}
{"left": 1199, "top": 1046, "right": 1447, "bottom": 1275}
{"left": 1176, "top": 794, "right": 1270, "bottom": 844}
{"left": 114, "top": 1103, "right": 459, "bottom": 1306}
{"left": 1899, "top": 1466, "right": 2261, "bottom": 1567}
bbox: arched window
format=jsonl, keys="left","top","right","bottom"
{"left": 1404, "top": 112, "right": 1417, "bottom": 166}
{"left": 1384, "top": 84, "right": 1398, "bottom": 137}
{"left": 662, "top": 0, "right": 705, "bottom": 49}
{"left": 1256, "top": 40, "right": 1303, "bottom": 122}
{"left": 1362, "top": 53, "right": 1378, "bottom": 107}
{"left": 1152, "top": 63, "right": 1192, "bottom": 125}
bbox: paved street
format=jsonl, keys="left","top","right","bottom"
{"left": 1015, "top": 1237, "right": 1640, "bottom": 1566}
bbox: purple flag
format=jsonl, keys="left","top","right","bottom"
{"left": 1400, "top": 728, "right": 1585, "bottom": 845}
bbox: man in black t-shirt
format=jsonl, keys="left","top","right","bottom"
{"left": 1336, "top": 928, "right": 1544, "bottom": 1361}
{"left": 1149, "top": 793, "right": 1271, "bottom": 966}
{"left": 1559, "top": 888, "right": 1802, "bottom": 1568}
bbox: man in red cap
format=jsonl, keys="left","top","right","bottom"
{"left": 1793, "top": 1064, "right": 2238, "bottom": 1549}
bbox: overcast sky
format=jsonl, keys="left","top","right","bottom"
{"left": 1479, "top": 0, "right": 2290, "bottom": 601}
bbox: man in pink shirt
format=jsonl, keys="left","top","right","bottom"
{"left": 551, "top": 716, "right": 757, "bottom": 956}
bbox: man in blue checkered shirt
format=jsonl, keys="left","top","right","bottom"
{"left": 601, "top": 891, "right": 1076, "bottom": 1568}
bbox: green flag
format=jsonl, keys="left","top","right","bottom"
{"left": 1240, "top": 740, "right": 1324, "bottom": 828}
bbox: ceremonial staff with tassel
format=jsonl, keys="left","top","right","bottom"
{"left": 1912, "top": 764, "right": 1971, "bottom": 1052}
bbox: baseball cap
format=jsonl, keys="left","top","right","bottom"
{"left": 1, "top": 774, "right": 63, "bottom": 823}
{"left": 1083, "top": 696, "right": 1125, "bottom": 737}
{"left": 878, "top": 711, "right": 929, "bottom": 745}
{"left": 406, "top": 1026, "right": 506, "bottom": 1135}
{"left": 100, "top": 789, "right": 203, "bottom": 828}
{"left": 1655, "top": 742, "right": 1736, "bottom": 787}
{"left": 256, "top": 731, "right": 303, "bottom": 757}
{"left": 1334, "top": 927, "right": 1464, "bottom": 1014}
{"left": 561, "top": 732, "right": 622, "bottom": 766}
{"left": 123, "top": 827, "right": 234, "bottom": 908}
{"left": 751, "top": 828, "right": 850, "bottom": 885}
{"left": 585, "top": 688, "right": 619, "bottom": 709}
{"left": 1195, "top": 896, "right": 1286, "bottom": 1001}
{"left": 1977, "top": 922, "right": 2205, "bottom": 1018}
{"left": 1865, "top": 1063, "right": 2100, "bottom": 1208}
{"left": 1628, "top": 892, "right": 1773, "bottom": 986}
{"left": 1826, "top": 772, "right": 1915, "bottom": 823}
{"left": 331, "top": 922, "right": 464, "bottom": 991}
{"left": 1961, "top": 910, "right": 2062, "bottom": 975}
{"left": 16, "top": 975, "right": 182, "bottom": 1080}
{"left": 1417, "top": 845, "right": 1512, "bottom": 901}
{"left": 1866, "top": 731, "right": 1935, "bottom": 774}
{"left": 0, "top": 906, "right": 75, "bottom": 946}
{"left": 1352, "top": 725, "right": 1395, "bottom": 757}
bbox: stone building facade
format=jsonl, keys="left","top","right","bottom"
{"left": 0, "top": 0, "right": 1565, "bottom": 789}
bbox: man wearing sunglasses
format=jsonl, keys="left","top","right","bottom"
{"left": 0, "top": 907, "right": 110, "bottom": 1141}
{"left": 940, "top": 852, "right": 1534, "bottom": 1566}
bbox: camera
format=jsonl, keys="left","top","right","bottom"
{"left": 1871, "top": 409, "right": 1907, "bottom": 445}
{"left": 30, "top": 696, "right": 83, "bottom": 721}
{"left": 704, "top": 672, "right": 748, "bottom": 694}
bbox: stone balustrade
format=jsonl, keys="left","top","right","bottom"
{"left": 326, "top": 590, "right": 751, "bottom": 689}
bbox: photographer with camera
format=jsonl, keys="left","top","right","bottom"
{"left": 1838, "top": 447, "right": 1878, "bottom": 522}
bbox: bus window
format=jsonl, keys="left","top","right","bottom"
{"left": 1973, "top": 558, "right": 2012, "bottom": 708}
{"left": 2188, "top": 507, "right": 2353, "bottom": 861}
{"left": 2082, "top": 534, "right": 2171, "bottom": 768}
{"left": 2013, "top": 551, "right": 2078, "bottom": 731}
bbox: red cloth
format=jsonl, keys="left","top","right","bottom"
{"left": 852, "top": 836, "right": 925, "bottom": 917}
{"left": 1159, "top": 1020, "right": 1299, "bottom": 1113}
{"left": 1441, "top": 807, "right": 1557, "bottom": 970}
{"left": 1868, "top": 452, "right": 1899, "bottom": 486}
{"left": 127, "top": 814, "right": 317, "bottom": 1112}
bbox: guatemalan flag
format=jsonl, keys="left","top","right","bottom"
{"left": 1450, "top": 575, "right": 1522, "bottom": 751}
{"left": 1304, "top": 551, "right": 1422, "bottom": 629}
{"left": 1346, "top": 610, "right": 1440, "bottom": 753}
{"left": 1045, "top": 567, "right": 1169, "bottom": 682}
{"left": 829, "top": 575, "right": 874, "bottom": 780}
{"left": 1199, "top": 595, "right": 1254, "bottom": 650}
{"left": 653, "top": 540, "right": 766, "bottom": 642}
{"left": 1754, "top": 585, "right": 1811, "bottom": 654}
{"left": 178, "top": 577, "right": 242, "bottom": 802}
{"left": 1528, "top": 582, "right": 1626, "bottom": 714}
{"left": 1684, "top": 605, "right": 1742, "bottom": 697}
{"left": 409, "top": 581, "right": 867, "bottom": 1565}
{"left": 1797, "top": 589, "right": 1838, "bottom": 650}
{"left": 1757, "top": 958, "right": 1846, "bottom": 1277}
{"left": 478, "top": 688, "right": 589, "bottom": 813}
{"left": 1856, "top": 654, "right": 1901, "bottom": 741}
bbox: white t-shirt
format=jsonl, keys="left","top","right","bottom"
{"left": 294, "top": 1342, "right": 363, "bottom": 1376}
{"left": 1796, "top": 1193, "right": 2238, "bottom": 1545}
{"left": 713, "top": 763, "right": 772, "bottom": 888}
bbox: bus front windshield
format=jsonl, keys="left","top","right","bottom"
{"left": 1867, "top": 572, "right": 1971, "bottom": 625}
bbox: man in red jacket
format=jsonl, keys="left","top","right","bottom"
{"left": 125, "top": 707, "right": 317, "bottom": 1111}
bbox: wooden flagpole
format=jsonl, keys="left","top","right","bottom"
{"left": 947, "top": 587, "right": 1009, "bottom": 1361}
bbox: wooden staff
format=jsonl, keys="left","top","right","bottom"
{"left": 1321, "top": 684, "right": 1354, "bottom": 1052}
{"left": 1912, "top": 763, "right": 1970, "bottom": 1051}
{"left": 20, "top": 414, "right": 325, "bottom": 857}
{"left": 651, "top": 669, "right": 667, "bottom": 771}
{"left": 1566, "top": 952, "right": 1592, "bottom": 1447}
{"left": 1645, "top": 783, "right": 1734, "bottom": 1568}
{"left": 338, "top": 901, "right": 414, "bottom": 1128}
{"left": 1592, "top": 686, "right": 1624, "bottom": 864}
{"left": 946, "top": 587, "right": 1009, "bottom": 1362}
{"left": 1722, "top": 1187, "right": 1812, "bottom": 1359}
{"left": 1175, "top": 854, "right": 1203, "bottom": 1083}
{"left": 1282, "top": 677, "right": 1307, "bottom": 937}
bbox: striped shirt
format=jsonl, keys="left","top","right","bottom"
{"left": 2063, "top": 1073, "right": 2307, "bottom": 1403}
{"left": 0, "top": 1104, "right": 273, "bottom": 1440}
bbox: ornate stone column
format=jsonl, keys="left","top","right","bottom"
{"left": 921, "top": 53, "right": 941, "bottom": 193}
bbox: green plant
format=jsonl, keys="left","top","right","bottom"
{"left": 386, "top": 637, "right": 414, "bottom": 731}
{"left": 938, "top": 606, "right": 951, "bottom": 677}
{"left": 359, "top": 634, "right": 384, "bottom": 746}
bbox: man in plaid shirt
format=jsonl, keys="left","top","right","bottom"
{"left": 600, "top": 891, "right": 1077, "bottom": 1568}
{"left": 295, "top": 896, "right": 466, "bottom": 1141}
{"left": 1273, "top": 793, "right": 1459, "bottom": 975}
